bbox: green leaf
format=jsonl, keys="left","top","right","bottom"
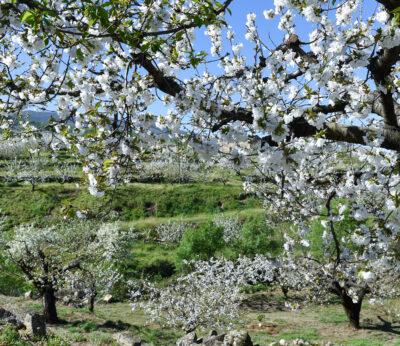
{"left": 76, "top": 48, "right": 84, "bottom": 61}
{"left": 21, "top": 11, "right": 34, "bottom": 24}
{"left": 194, "top": 15, "right": 203, "bottom": 27}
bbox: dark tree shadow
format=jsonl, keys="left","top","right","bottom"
{"left": 99, "top": 319, "right": 133, "bottom": 331}
{"left": 363, "top": 316, "right": 400, "bottom": 335}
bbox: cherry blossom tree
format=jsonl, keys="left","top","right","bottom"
{"left": 131, "top": 255, "right": 275, "bottom": 333}
{"left": 3, "top": 220, "right": 134, "bottom": 323}
{"left": 2, "top": 0, "right": 400, "bottom": 329}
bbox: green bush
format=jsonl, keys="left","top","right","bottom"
{"left": 174, "top": 222, "right": 225, "bottom": 271}
{"left": 236, "top": 216, "right": 279, "bottom": 257}
{"left": 174, "top": 216, "right": 281, "bottom": 270}
{"left": 0, "top": 254, "right": 35, "bottom": 296}
{"left": 0, "top": 325, "right": 21, "bottom": 345}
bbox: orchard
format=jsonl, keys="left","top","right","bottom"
{"left": 1, "top": 0, "right": 400, "bottom": 343}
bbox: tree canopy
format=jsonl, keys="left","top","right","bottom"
{"left": 0, "top": 0, "right": 399, "bottom": 190}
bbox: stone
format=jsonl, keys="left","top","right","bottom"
{"left": 114, "top": 332, "right": 142, "bottom": 346}
{"left": 74, "top": 291, "right": 85, "bottom": 299}
{"left": 62, "top": 296, "right": 71, "bottom": 305}
{"left": 176, "top": 332, "right": 199, "bottom": 346}
{"left": 24, "top": 312, "right": 46, "bottom": 337}
{"left": 203, "top": 333, "right": 225, "bottom": 346}
{"left": 279, "top": 340, "right": 287, "bottom": 346}
{"left": 223, "top": 330, "right": 253, "bottom": 346}
{"left": 102, "top": 294, "right": 113, "bottom": 303}
{"left": 0, "top": 307, "right": 13, "bottom": 320}
{"left": 291, "top": 339, "right": 309, "bottom": 345}
{"left": 0, "top": 307, "right": 23, "bottom": 329}
{"left": 24, "top": 291, "right": 33, "bottom": 299}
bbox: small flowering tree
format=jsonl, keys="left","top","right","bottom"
{"left": 5, "top": 154, "right": 48, "bottom": 191}
{"left": 3, "top": 220, "right": 135, "bottom": 322}
{"left": 153, "top": 219, "right": 191, "bottom": 244}
{"left": 213, "top": 215, "right": 242, "bottom": 244}
{"left": 132, "top": 255, "right": 275, "bottom": 333}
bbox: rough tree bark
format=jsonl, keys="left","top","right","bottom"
{"left": 88, "top": 292, "right": 97, "bottom": 313}
{"left": 341, "top": 292, "right": 362, "bottom": 329}
{"left": 42, "top": 286, "right": 58, "bottom": 324}
{"left": 331, "top": 281, "right": 368, "bottom": 329}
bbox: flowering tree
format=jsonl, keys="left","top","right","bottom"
{"left": 2, "top": 0, "right": 400, "bottom": 329}
{"left": 3, "top": 220, "right": 134, "bottom": 322}
{"left": 131, "top": 255, "right": 275, "bottom": 333}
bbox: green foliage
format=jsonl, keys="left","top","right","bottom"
{"left": 309, "top": 202, "right": 361, "bottom": 259}
{"left": 0, "top": 325, "right": 21, "bottom": 345}
{"left": 236, "top": 216, "right": 280, "bottom": 257}
{"left": 77, "top": 320, "right": 98, "bottom": 333}
{"left": 0, "top": 253, "right": 35, "bottom": 296}
{"left": 174, "top": 215, "right": 281, "bottom": 271}
{"left": 174, "top": 222, "right": 225, "bottom": 271}
{"left": 45, "top": 335, "right": 70, "bottom": 346}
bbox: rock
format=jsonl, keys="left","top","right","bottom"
{"left": 279, "top": 340, "right": 287, "bottom": 346}
{"left": 24, "top": 312, "right": 46, "bottom": 337}
{"left": 0, "top": 307, "right": 24, "bottom": 329}
{"left": 74, "top": 291, "right": 85, "bottom": 299}
{"left": 114, "top": 332, "right": 142, "bottom": 346}
{"left": 62, "top": 296, "right": 71, "bottom": 305}
{"left": 291, "top": 339, "right": 309, "bottom": 345}
{"left": 209, "top": 330, "right": 218, "bottom": 337}
{"left": 102, "top": 294, "right": 113, "bottom": 303}
{"left": 0, "top": 307, "right": 14, "bottom": 320}
{"left": 176, "top": 332, "right": 199, "bottom": 346}
{"left": 24, "top": 291, "right": 33, "bottom": 299}
{"left": 223, "top": 330, "right": 253, "bottom": 346}
{"left": 203, "top": 333, "right": 225, "bottom": 346}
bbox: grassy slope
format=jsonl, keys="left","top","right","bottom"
{"left": 0, "top": 181, "right": 261, "bottom": 230}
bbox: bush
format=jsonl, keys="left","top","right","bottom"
{"left": 0, "top": 325, "right": 21, "bottom": 345}
{"left": 174, "top": 222, "right": 225, "bottom": 271}
{"left": 0, "top": 254, "right": 35, "bottom": 296}
{"left": 235, "top": 216, "right": 279, "bottom": 257}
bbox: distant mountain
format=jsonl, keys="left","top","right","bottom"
{"left": 24, "top": 110, "right": 59, "bottom": 123}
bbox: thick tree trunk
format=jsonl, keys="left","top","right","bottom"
{"left": 341, "top": 293, "right": 362, "bottom": 329}
{"left": 42, "top": 286, "right": 58, "bottom": 324}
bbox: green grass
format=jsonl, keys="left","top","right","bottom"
{"left": 341, "top": 339, "right": 384, "bottom": 346}
{"left": 0, "top": 182, "right": 262, "bottom": 229}
{"left": 317, "top": 312, "right": 348, "bottom": 324}
{"left": 278, "top": 328, "right": 319, "bottom": 341}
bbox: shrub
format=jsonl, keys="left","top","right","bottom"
{"left": 174, "top": 222, "right": 225, "bottom": 271}
{"left": 236, "top": 216, "right": 279, "bottom": 257}
{"left": 0, "top": 325, "right": 21, "bottom": 345}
